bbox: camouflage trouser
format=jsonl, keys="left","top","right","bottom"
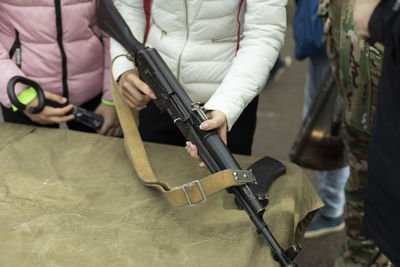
{"left": 338, "top": 127, "right": 392, "bottom": 267}
{"left": 319, "top": 0, "right": 392, "bottom": 265}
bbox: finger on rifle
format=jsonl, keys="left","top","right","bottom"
{"left": 44, "top": 91, "right": 67, "bottom": 105}
{"left": 128, "top": 74, "right": 157, "bottom": 100}
{"left": 120, "top": 81, "right": 148, "bottom": 108}
{"left": 200, "top": 111, "right": 228, "bottom": 144}
{"left": 185, "top": 141, "right": 201, "bottom": 160}
{"left": 199, "top": 116, "right": 225, "bottom": 131}
{"left": 128, "top": 87, "right": 151, "bottom": 106}
{"left": 199, "top": 162, "right": 208, "bottom": 169}
{"left": 218, "top": 126, "right": 228, "bottom": 144}
{"left": 185, "top": 142, "right": 207, "bottom": 169}
{"left": 120, "top": 91, "right": 146, "bottom": 110}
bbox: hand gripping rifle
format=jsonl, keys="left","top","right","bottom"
{"left": 97, "top": 0, "right": 301, "bottom": 265}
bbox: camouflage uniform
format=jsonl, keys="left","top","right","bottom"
{"left": 318, "top": 0, "right": 392, "bottom": 265}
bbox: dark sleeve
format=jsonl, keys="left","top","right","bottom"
{"left": 368, "top": 0, "right": 399, "bottom": 42}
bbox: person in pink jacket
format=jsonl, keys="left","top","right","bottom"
{"left": 0, "top": 0, "right": 121, "bottom": 136}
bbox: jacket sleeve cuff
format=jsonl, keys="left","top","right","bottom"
{"left": 111, "top": 55, "right": 135, "bottom": 82}
{"left": 204, "top": 96, "right": 243, "bottom": 132}
{"left": 101, "top": 99, "right": 115, "bottom": 107}
{"left": 110, "top": 39, "right": 136, "bottom": 81}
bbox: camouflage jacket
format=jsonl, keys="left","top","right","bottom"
{"left": 318, "top": 0, "right": 384, "bottom": 136}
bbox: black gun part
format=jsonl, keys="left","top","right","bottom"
{"left": 7, "top": 76, "right": 104, "bottom": 130}
{"left": 97, "top": 0, "right": 301, "bottom": 265}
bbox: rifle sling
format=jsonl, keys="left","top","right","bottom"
{"left": 110, "top": 55, "right": 245, "bottom": 207}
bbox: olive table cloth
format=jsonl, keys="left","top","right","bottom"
{"left": 0, "top": 123, "right": 323, "bottom": 267}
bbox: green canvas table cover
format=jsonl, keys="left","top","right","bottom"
{"left": 0, "top": 123, "right": 323, "bottom": 266}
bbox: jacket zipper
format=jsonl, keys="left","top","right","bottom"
{"left": 54, "top": 0, "right": 69, "bottom": 99}
{"left": 9, "top": 30, "right": 21, "bottom": 68}
{"left": 177, "top": 0, "right": 189, "bottom": 81}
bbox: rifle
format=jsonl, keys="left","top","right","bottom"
{"left": 289, "top": 72, "right": 347, "bottom": 170}
{"left": 97, "top": 0, "right": 301, "bottom": 265}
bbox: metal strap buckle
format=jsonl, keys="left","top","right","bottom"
{"left": 182, "top": 180, "right": 207, "bottom": 207}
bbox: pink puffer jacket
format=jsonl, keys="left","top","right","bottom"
{"left": 0, "top": 0, "right": 111, "bottom": 108}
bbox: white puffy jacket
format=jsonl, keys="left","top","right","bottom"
{"left": 111, "top": 0, "right": 287, "bottom": 129}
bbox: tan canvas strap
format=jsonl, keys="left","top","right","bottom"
{"left": 110, "top": 55, "right": 251, "bottom": 207}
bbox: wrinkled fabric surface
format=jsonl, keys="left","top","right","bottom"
{"left": 0, "top": 123, "right": 322, "bottom": 267}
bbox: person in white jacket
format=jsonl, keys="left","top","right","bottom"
{"left": 111, "top": 0, "right": 287, "bottom": 156}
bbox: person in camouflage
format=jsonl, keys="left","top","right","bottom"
{"left": 318, "top": 0, "right": 392, "bottom": 265}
